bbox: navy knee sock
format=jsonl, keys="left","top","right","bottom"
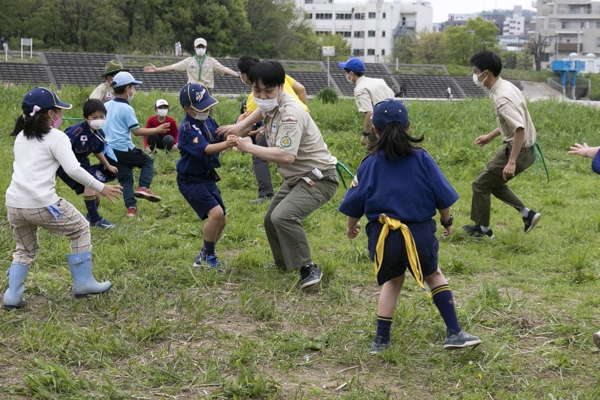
{"left": 203, "top": 240, "right": 215, "bottom": 256}
{"left": 84, "top": 195, "right": 101, "bottom": 223}
{"left": 431, "top": 284, "right": 461, "bottom": 333}
{"left": 376, "top": 316, "right": 393, "bottom": 342}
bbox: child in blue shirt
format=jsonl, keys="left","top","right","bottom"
{"left": 176, "top": 83, "right": 238, "bottom": 270}
{"left": 339, "top": 98, "right": 481, "bottom": 353}
{"left": 57, "top": 99, "right": 118, "bottom": 229}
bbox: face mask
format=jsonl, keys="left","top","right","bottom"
{"left": 195, "top": 111, "right": 209, "bottom": 120}
{"left": 254, "top": 90, "right": 280, "bottom": 112}
{"left": 88, "top": 119, "right": 105, "bottom": 131}
{"left": 157, "top": 109, "right": 168, "bottom": 117}
{"left": 50, "top": 111, "right": 62, "bottom": 129}
{"left": 346, "top": 74, "right": 354, "bottom": 84}
{"left": 196, "top": 48, "right": 206, "bottom": 57}
{"left": 473, "top": 71, "right": 487, "bottom": 88}
{"left": 127, "top": 88, "right": 135, "bottom": 102}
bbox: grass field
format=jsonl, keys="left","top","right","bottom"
{"left": 1, "top": 85, "right": 600, "bottom": 399}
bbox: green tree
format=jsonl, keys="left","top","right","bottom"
{"left": 444, "top": 18, "right": 500, "bottom": 65}
{"left": 242, "top": 0, "right": 297, "bottom": 58}
{"left": 391, "top": 33, "right": 415, "bottom": 64}
{"left": 408, "top": 31, "right": 448, "bottom": 64}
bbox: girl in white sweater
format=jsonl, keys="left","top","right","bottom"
{"left": 3, "top": 87, "right": 122, "bottom": 310}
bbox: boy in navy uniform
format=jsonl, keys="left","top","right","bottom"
{"left": 339, "top": 99, "right": 481, "bottom": 353}
{"left": 176, "top": 83, "right": 238, "bottom": 270}
{"left": 57, "top": 99, "right": 118, "bottom": 229}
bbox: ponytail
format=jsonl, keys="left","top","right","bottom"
{"left": 10, "top": 102, "right": 54, "bottom": 141}
{"left": 372, "top": 122, "right": 424, "bottom": 160}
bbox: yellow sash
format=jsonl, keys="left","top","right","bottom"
{"left": 375, "top": 214, "right": 430, "bottom": 297}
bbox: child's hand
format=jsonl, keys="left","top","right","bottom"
{"left": 442, "top": 226, "right": 453, "bottom": 237}
{"left": 100, "top": 185, "right": 123, "bottom": 204}
{"left": 568, "top": 142, "right": 590, "bottom": 158}
{"left": 226, "top": 135, "right": 239, "bottom": 148}
{"left": 347, "top": 222, "right": 361, "bottom": 239}
{"left": 156, "top": 123, "right": 170, "bottom": 134}
{"left": 106, "top": 165, "right": 118, "bottom": 175}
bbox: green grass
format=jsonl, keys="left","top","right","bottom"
{"left": 392, "top": 65, "right": 448, "bottom": 75}
{"left": 2, "top": 85, "right": 600, "bottom": 398}
{"left": 0, "top": 53, "right": 42, "bottom": 64}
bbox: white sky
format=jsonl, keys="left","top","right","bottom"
{"left": 427, "top": 0, "right": 536, "bottom": 23}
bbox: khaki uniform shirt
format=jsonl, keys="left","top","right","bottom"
{"left": 262, "top": 92, "right": 337, "bottom": 183}
{"left": 89, "top": 81, "right": 115, "bottom": 102}
{"left": 172, "top": 56, "right": 228, "bottom": 89}
{"left": 353, "top": 76, "right": 395, "bottom": 113}
{"left": 489, "top": 77, "right": 536, "bottom": 147}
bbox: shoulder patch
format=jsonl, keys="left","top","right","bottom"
{"left": 496, "top": 101, "right": 509, "bottom": 110}
{"left": 279, "top": 136, "right": 292, "bottom": 148}
{"left": 193, "top": 137, "right": 199, "bottom": 144}
{"left": 281, "top": 116, "right": 298, "bottom": 124}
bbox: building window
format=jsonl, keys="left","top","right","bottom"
{"left": 562, "top": 21, "right": 569, "bottom": 28}
{"left": 316, "top": 13, "right": 332, "bottom": 20}
{"left": 367, "top": 49, "right": 375, "bottom": 56}
{"left": 336, "top": 13, "right": 352, "bottom": 19}
{"left": 305, "top": 13, "right": 312, "bottom": 19}
{"left": 368, "top": 30, "right": 376, "bottom": 37}
{"left": 353, "top": 49, "right": 365, "bottom": 57}
{"left": 597, "top": 21, "right": 600, "bottom": 29}
{"left": 316, "top": 31, "right": 331, "bottom": 35}
{"left": 354, "top": 13, "right": 365, "bottom": 20}
{"left": 305, "top": 0, "right": 312, "bottom": 3}
{"left": 354, "top": 31, "right": 365, "bottom": 38}
{"left": 382, "top": 30, "right": 386, "bottom": 38}
{"left": 368, "top": 12, "right": 376, "bottom": 19}
{"left": 597, "top": 37, "right": 600, "bottom": 46}
{"left": 382, "top": 49, "right": 385, "bottom": 56}
{"left": 338, "top": 31, "right": 351, "bottom": 38}
{"left": 383, "top": 12, "right": 386, "bottom": 19}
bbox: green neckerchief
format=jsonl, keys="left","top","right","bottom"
{"left": 193, "top": 54, "right": 207, "bottom": 83}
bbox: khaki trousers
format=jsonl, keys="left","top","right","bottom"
{"left": 470, "top": 143, "right": 535, "bottom": 227}
{"left": 264, "top": 169, "right": 338, "bottom": 271}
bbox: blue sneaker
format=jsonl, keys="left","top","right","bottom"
{"left": 86, "top": 214, "right": 116, "bottom": 230}
{"left": 193, "top": 251, "right": 224, "bottom": 273}
{"left": 193, "top": 248, "right": 207, "bottom": 267}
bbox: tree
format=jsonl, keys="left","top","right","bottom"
{"left": 528, "top": 34, "right": 549, "bottom": 71}
{"left": 242, "top": 0, "right": 297, "bottom": 58}
{"left": 391, "top": 32, "right": 415, "bottom": 64}
{"left": 444, "top": 18, "right": 500, "bottom": 65}
{"left": 408, "top": 31, "right": 448, "bottom": 64}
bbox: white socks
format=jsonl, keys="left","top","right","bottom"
{"left": 520, "top": 208, "right": 530, "bottom": 218}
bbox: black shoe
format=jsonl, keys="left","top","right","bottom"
{"left": 299, "top": 263, "right": 322, "bottom": 289}
{"left": 370, "top": 336, "right": 391, "bottom": 354}
{"left": 462, "top": 224, "right": 494, "bottom": 238}
{"left": 523, "top": 210, "right": 541, "bottom": 233}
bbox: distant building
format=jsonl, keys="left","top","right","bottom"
{"left": 296, "top": 0, "right": 433, "bottom": 63}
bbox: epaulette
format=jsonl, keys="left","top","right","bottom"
{"left": 182, "top": 121, "right": 192, "bottom": 131}
{"left": 66, "top": 125, "right": 84, "bottom": 138}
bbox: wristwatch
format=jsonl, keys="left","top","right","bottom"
{"left": 362, "top": 130, "right": 370, "bottom": 137}
{"left": 441, "top": 214, "right": 454, "bottom": 228}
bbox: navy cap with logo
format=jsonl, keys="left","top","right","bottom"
{"left": 337, "top": 57, "right": 365, "bottom": 73}
{"left": 22, "top": 87, "right": 72, "bottom": 114}
{"left": 372, "top": 98, "right": 410, "bottom": 130}
{"left": 179, "top": 83, "right": 218, "bottom": 112}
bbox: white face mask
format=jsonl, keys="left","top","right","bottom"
{"left": 346, "top": 74, "right": 354, "bottom": 84}
{"left": 127, "top": 88, "right": 135, "bottom": 102}
{"left": 254, "top": 90, "right": 280, "bottom": 112}
{"left": 195, "top": 111, "right": 209, "bottom": 120}
{"left": 157, "top": 109, "right": 168, "bottom": 117}
{"left": 88, "top": 119, "right": 106, "bottom": 131}
{"left": 196, "top": 48, "right": 206, "bottom": 57}
{"left": 473, "top": 71, "right": 487, "bottom": 88}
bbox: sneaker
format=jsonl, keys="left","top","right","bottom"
{"left": 299, "top": 263, "right": 323, "bottom": 289}
{"left": 192, "top": 249, "right": 207, "bottom": 267}
{"left": 523, "top": 210, "right": 541, "bottom": 233}
{"left": 127, "top": 207, "right": 137, "bottom": 217}
{"left": 462, "top": 224, "right": 494, "bottom": 239}
{"left": 135, "top": 187, "right": 162, "bottom": 202}
{"left": 249, "top": 196, "right": 273, "bottom": 205}
{"left": 444, "top": 329, "right": 482, "bottom": 350}
{"left": 193, "top": 251, "right": 224, "bottom": 273}
{"left": 89, "top": 217, "right": 117, "bottom": 229}
{"left": 370, "top": 336, "right": 391, "bottom": 354}
{"left": 593, "top": 331, "right": 600, "bottom": 349}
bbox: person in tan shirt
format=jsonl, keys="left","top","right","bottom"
{"left": 89, "top": 60, "right": 129, "bottom": 102}
{"left": 463, "top": 51, "right": 541, "bottom": 239}
{"left": 143, "top": 38, "right": 239, "bottom": 90}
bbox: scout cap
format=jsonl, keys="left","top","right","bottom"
{"left": 372, "top": 99, "right": 409, "bottom": 130}
{"left": 23, "top": 87, "right": 72, "bottom": 114}
{"left": 179, "top": 83, "right": 217, "bottom": 111}
{"left": 101, "top": 60, "right": 129, "bottom": 78}
{"left": 194, "top": 38, "right": 207, "bottom": 47}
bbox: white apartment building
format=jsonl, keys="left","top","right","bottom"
{"left": 536, "top": 0, "right": 600, "bottom": 69}
{"left": 296, "top": 0, "right": 433, "bottom": 63}
{"left": 503, "top": 16, "right": 526, "bottom": 35}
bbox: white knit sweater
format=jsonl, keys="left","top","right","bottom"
{"left": 6, "top": 128, "right": 105, "bottom": 208}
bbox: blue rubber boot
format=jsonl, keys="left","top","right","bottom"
{"left": 3, "top": 263, "right": 29, "bottom": 310}
{"left": 66, "top": 252, "right": 111, "bottom": 298}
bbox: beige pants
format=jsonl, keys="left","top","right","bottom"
{"left": 7, "top": 199, "right": 91, "bottom": 266}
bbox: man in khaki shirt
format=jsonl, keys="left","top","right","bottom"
{"left": 143, "top": 38, "right": 239, "bottom": 90}
{"left": 338, "top": 57, "right": 395, "bottom": 152}
{"left": 235, "top": 61, "right": 338, "bottom": 290}
{"left": 463, "top": 51, "right": 541, "bottom": 239}
{"left": 89, "top": 60, "right": 129, "bottom": 102}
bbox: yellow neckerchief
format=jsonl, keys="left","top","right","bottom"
{"left": 375, "top": 214, "right": 430, "bottom": 298}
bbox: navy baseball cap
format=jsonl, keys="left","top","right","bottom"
{"left": 338, "top": 57, "right": 365, "bottom": 73}
{"left": 23, "top": 87, "right": 72, "bottom": 114}
{"left": 372, "top": 99, "right": 409, "bottom": 130}
{"left": 112, "top": 71, "right": 142, "bottom": 88}
{"left": 179, "top": 83, "right": 218, "bottom": 111}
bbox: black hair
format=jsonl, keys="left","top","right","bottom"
{"left": 344, "top": 68, "right": 364, "bottom": 78}
{"left": 372, "top": 122, "right": 423, "bottom": 160}
{"left": 82, "top": 99, "right": 107, "bottom": 118}
{"left": 469, "top": 51, "right": 502, "bottom": 77}
{"left": 10, "top": 103, "right": 58, "bottom": 140}
{"left": 112, "top": 84, "right": 133, "bottom": 95}
{"left": 247, "top": 61, "right": 285, "bottom": 88}
{"left": 240, "top": 99, "right": 247, "bottom": 115}
{"left": 237, "top": 55, "right": 260, "bottom": 75}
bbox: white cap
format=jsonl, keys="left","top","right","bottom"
{"left": 155, "top": 99, "right": 169, "bottom": 108}
{"left": 194, "top": 38, "right": 207, "bottom": 47}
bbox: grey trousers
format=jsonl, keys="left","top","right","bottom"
{"left": 252, "top": 133, "right": 274, "bottom": 198}
{"left": 470, "top": 143, "right": 535, "bottom": 227}
{"left": 264, "top": 169, "right": 339, "bottom": 271}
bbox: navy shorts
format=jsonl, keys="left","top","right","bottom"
{"left": 366, "top": 219, "right": 439, "bottom": 286}
{"left": 177, "top": 177, "right": 226, "bottom": 220}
